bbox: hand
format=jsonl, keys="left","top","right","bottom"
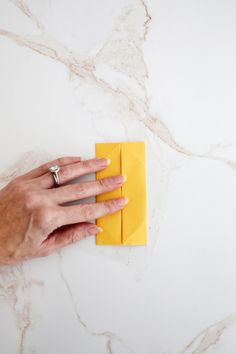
{"left": 0, "top": 156, "right": 127, "bottom": 265}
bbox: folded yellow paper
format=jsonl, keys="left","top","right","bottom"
{"left": 96, "top": 142, "right": 148, "bottom": 246}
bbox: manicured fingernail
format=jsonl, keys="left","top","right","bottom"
{"left": 117, "top": 197, "right": 129, "bottom": 207}
{"left": 114, "top": 175, "right": 127, "bottom": 184}
{"left": 106, "top": 158, "right": 111, "bottom": 165}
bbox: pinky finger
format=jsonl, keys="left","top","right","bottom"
{"left": 38, "top": 222, "right": 101, "bottom": 256}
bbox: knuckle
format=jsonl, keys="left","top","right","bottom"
{"left": 9, "top": 180, "right": 43, "bottom": 211}
{"left": 106, "top": 199, "right": 118, "bottom": 213}
{"left": 81, "top": 160, "right": 92, "bottom": 170}
{"left": 86, "top": 225, "right": 98, "bottom": 236}
{"left": 81, "top": 204, "right": 93, "bottom": 220}
{"left": 71, "top": 227, "right": 93, "bottom": 243}
{"left": 98, "top": 178, "right": 108, "bottom": 188}
{"left": 10, "top": 180, "right": 39, "bottom": 209}
{"left": 34, "top": 207, "right": 52, "bottom": 228}
{"left": 75, "top": 183, "right": 86, "bottom": 197}
{"left": 22, "top": 190, "right": 38, "bottom": 210}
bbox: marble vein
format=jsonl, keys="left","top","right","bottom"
{"left": 0, "top": 1, "right": 191, "bottom": 157}
{"left": 140, "top": 0, "right": 152, "bottom": 41}
{"left": 201, "top": 142, "right": 236, "bottom": 170}
{"left": 180, "top": 316, "right": 236, "bottom": 354}
{"left": 0, "top": 265, "right": 44, "bottom": 354}
{"left": 0, "top": 150, "right": 49, "bottom": 188}
{"left": 0, "top": 1, "right": 235, "bottom": 353}
{"left": 58, "top": 252, "right": 134, "bottom": 354}
{"left": 9, "top": 0, "right": 44, "bottom": 33}
{"left": 0, "top": 0, "right": 235, "bottom": 176}
{"left": 1, "top": 0, "right": 236, "bottom": 172}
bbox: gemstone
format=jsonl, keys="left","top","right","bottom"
{"left": 49, "top": 165, "right": 60, "bottom": 173}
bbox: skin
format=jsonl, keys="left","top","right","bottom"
{"left": 0, "top": 156, "right": 128, "bottom": 265}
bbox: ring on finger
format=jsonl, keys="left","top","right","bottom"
{"left": 49, "top": 165, "right": 61, "bottom": 187}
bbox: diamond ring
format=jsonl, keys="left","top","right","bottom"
{"left": 49, "top": 165, "right": 61, "bottom": 187}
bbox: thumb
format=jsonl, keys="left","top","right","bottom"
{"left": 40, "top": 222, "right": 102, "bottom": 256}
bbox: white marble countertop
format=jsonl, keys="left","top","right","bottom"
{"left": 0, "top": 0, "right": 236, "bottom": 353}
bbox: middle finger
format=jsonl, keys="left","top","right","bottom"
{"left": 49, "top": 175, "right": 126, "bottom": 204}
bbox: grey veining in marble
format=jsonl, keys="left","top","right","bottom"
{"left": 0, "top": 0, "right": 236, "bottom": 353}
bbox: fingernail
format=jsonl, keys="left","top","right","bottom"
{"left": 90, "top": 225, "right": 103, "bottom": 233}
{"left": 114, "top": 175, "right": 127, "bottom": 184}
{"left": 98, "top": 158, "right": 110, "bottom": 167}
{"left": 116, "top": 197, "right": 129, "bottom": 207}
{"left": 97, "top": 158, "right": 107, "bottom": 167}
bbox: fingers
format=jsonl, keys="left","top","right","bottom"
{"left": 50, "top": 175, "right": 126, "bottom": 204}
{"left": 56, "top": 197, "right": 128, "bottom": 226}
{"left": 39, "top": 222, "right": 101, "bottom": 255}
{"left": 36, "top": 158, "right": 110, "bottom": 189}
{"left": 18, "top": 156, "right": 82, "bottom": 181}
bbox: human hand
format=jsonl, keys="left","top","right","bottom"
{"left": 0, "top": 156, "right": 127, "bottom": 265}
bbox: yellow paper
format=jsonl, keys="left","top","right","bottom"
{"left": 96, "top": 142, "right": 148, "bottom": 246}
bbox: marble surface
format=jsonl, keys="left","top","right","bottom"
{"left": 0, "top": 0, "right": 236, "bottom": 353}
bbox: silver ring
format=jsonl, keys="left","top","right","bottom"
{"left": 49, "top": 165, "right": 61, "bottom": 187}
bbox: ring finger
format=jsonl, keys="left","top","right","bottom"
{"left": 18, "top": 156, "right": 82, "bottom": 181}
{"left": 35, "top": 158, "right": 110, "bottom": 189}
